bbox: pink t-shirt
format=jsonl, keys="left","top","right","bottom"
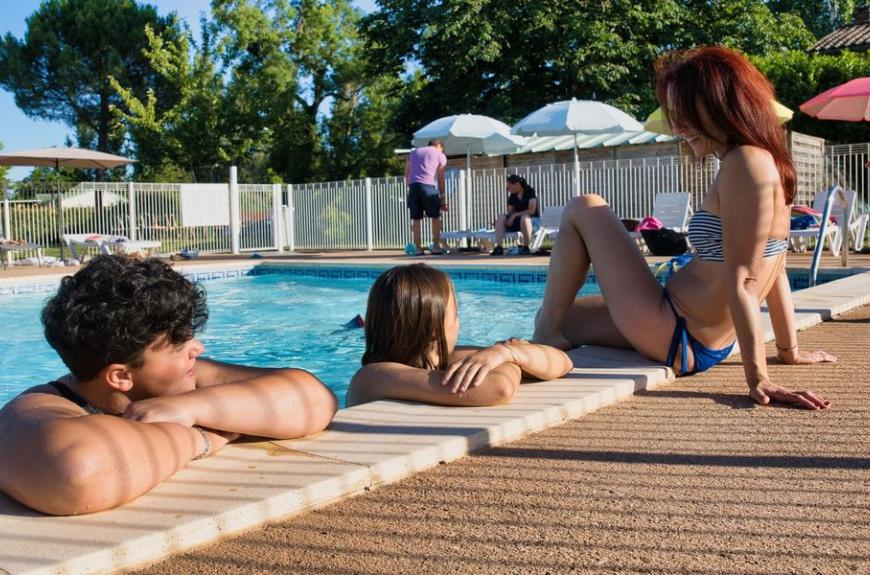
{"left": 406, "top": 146, "right": 447, "bottom": 185}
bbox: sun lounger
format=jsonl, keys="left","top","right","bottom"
{"left": 789, "top": 188, "right": 867, "bottom": 256}
{"left": 630, "top": 192, "right": 693, "bottom": 253}
{"left": 63, "top": 234, "right": 162, "bottom": 262}
{"left": 0, "top": 240, "right": 43, "bottom": 269}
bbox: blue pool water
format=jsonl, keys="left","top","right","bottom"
{"left": 0, "top": 267, "right": 591, "bottom": 407}
{"left": 0, "top": 265, "right": 858, "bottom": 408}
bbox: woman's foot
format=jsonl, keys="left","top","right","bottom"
{"left": 490, "top": 245, "right": 504, "bottom": 256}
{"left": 531, "top": 329, "right": 573, "bottom": 350}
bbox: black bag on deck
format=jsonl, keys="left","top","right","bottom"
{"left": 641, "top": 228, "right": 690, "bottom": 256}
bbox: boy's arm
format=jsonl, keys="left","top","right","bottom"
{"left": 0, "top": 392, "right": 222, "bottom": 515}
{"left": 125, "top": 359, "right": 338, "bottom": 439}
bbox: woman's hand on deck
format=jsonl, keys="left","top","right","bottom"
{"left": 750, "top": 381, "right": 831, "bottom": 410}
{"left": 776, "top": 347, "right": 838, "bottom": 365}
{"left": 443, "top": 345, "right": 512, "bottom": 394}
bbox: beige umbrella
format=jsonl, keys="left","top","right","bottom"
{"left": 0, "top": 147, "right": 135, "bottom": 261}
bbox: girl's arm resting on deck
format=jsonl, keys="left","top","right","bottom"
{"left": 0, "top": 393, "right": 230, "bottom": 515}
{"left": 346, "top": 361, "right": 521, "bottom": 407}
{"left": 765, "top": 270, "right": 837, "bottom": 365}
{"left": 444, "top": 342, "right": 572, "bottom": 392}
{"left": 124, "top": 366, "right": 338, "bottom": 439}
{"left": 499, "top": 339, "right": 573, "bottom": 380}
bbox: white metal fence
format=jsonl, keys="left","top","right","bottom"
{"left": 3, "top": 144, "right": 869, "bottom": 262}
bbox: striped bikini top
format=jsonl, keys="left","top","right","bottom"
{"left": 688, "top": 210, "right": 788, "bottom": 262}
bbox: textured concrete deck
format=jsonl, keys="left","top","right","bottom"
{"left": 0, "top": 266, "right": 868, "bottom": 575}
{"left": 139, "top": 304, "right": 869, "bottom": 575}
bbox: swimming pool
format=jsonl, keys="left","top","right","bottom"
{"left": 0, "top": 263, "right": 860, "bottom": 407}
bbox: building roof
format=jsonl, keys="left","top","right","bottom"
{"left": 811, "top": 22, "right": 870, "bottom": 53}
{"left": 514, "top": 131, "right": 678, "bottom": 154}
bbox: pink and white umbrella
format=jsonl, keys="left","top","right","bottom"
{"left": 800, "top": 77, "right": 870, "bottom": 121}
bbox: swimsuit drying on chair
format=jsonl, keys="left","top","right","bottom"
{"left": 664, "top": 210, "right": 788, "bottom": 375}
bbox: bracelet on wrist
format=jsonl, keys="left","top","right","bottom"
{"left": 192, "top": 426, "right": 210, "bottom": 460}
{"left": 499, "top": 342, "right": 521, "bottom": 364}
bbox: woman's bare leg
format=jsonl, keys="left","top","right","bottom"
{"left": 520, "top": 215, "right": 533, "bottom": 246}
{"left": 533, "top": 194, "right": 676, "bottom": 361}
{"left": 495, "top": 214, "right": 507, "bottom": 246}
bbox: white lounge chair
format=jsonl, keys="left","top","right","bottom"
{"left": 0, "top": 240, "right": 44, "bottom": 269}
{"left": 469, "top": 206, "right": 564, "bottom": 254}
{"left": 789, "top": 188, "right": 867, "bottom": 256}
{"left": 530, "top": 206, "right": 563, "bottom": 251}
{"left": 631, "top": 192, "right": 693, "bottom": 253}
{"left": 63, "top": 234, "right": 162, "bottom": 262}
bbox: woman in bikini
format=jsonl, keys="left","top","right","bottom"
{"left": 532, "top": 46, "right": 835, "bottom": 410}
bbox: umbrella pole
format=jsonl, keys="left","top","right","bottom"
{"left": 466, "top": 145, "right": 472, "bottom": 230}
{"left": 573, "top": 134, "right": 580, "bottom": 196}
{"left": 56, "top": 159, "right": 65, "bottom": 262}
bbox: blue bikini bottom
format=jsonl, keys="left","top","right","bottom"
{"left": 663, "top": 289, "right": 735, "bottom": 375}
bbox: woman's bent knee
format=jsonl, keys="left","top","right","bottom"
{"left": 565, "top": 194, "right": 609, "bottom": 222}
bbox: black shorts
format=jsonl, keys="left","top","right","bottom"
{"left": 505, "top": 215, "right": 523, "bottom": 232}
{"left": 504, "top": 214, "right": 540, "bottom": 233}
{"left": 407, "top": 183, "right": 441, "bottom": 219}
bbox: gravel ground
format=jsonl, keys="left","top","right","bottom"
{"left": 136, "top": 305, "right": 870, "bottom": 575}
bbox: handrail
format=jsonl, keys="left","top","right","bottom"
{"left": 810, "top": 184, "right": 844, "bottom": 286}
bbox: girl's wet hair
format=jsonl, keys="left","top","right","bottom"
{"left": 655, "top": 46, "right": 797, "bottom": 204}
{"left": 362, "top": 264, "right": 452, "bottom": 370}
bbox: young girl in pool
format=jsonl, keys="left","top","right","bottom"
{"left": 346, "top": 264, "right": 572, "bottom": 407}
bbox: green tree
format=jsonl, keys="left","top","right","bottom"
{"left": 361, "top": 0, "right": 817, "bottom": 146}
{"left": 0, "top": 0, "right": 181, "bottom": 160}
{"left": 211, "top": 0, "right": 368, "bottom": 183}
{"left": 769, "top": 0, "right": 857, "bottom": 39}
{"left": 679, "top": 0, "right": 816, "bottom": 53}
{"left": 111, "top": 22, "right": 255, "bottom": 182}
{"left": 0, "top": 141, "right": 9, "bottom": 189}
{"left": 754, "top": 49, "right": 870, "bottom": 144}
{"left": 324, "top": 73, "right": 407, "bottom": 178}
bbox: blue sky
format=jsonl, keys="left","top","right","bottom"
{"left": 1, "top": 0, "right": 377, "bottom": 180}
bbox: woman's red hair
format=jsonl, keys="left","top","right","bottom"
{"left": 655, "top": 46, "right": 797, "bottom": 204}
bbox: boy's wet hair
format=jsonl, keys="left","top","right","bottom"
{"left": 42, "top": 255, "right": 208, "bottom": 381}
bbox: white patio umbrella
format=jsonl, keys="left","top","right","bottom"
{"left": 412, "top": 114, "right": 526, "bottom": 238}
{"left": 412, "top": 113, "right": 527, "bottom": 190}
{"left": 511, "top": 99, "right": 644, "bottom": 195}
{"left": 0, "top": 147, "right": 136, "bottom": 261}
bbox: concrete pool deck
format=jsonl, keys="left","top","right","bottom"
{"left": 0, "top": 255, "right": 868, "bottom": 574}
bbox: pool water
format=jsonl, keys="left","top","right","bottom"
{"left": 0, "top": 271, "right": 588, "bottom": 407}
{"left": 0, "top": 265, "right": 857, "bottom": 408}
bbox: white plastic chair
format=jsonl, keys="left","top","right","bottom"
{"left": 631, "top": 192, "right": 693, "bottom": 252}
{"left": 63, "top": 234, "right": 162, "bottom": 262}
{"left": 789, "top": 188, "right": 866, "bottom": 256}
{"left": 530, "top": 206, "right": 563, "bottom": 251}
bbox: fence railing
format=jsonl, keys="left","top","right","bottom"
{"left": 3, "top": 143, "right": 869, "bottom": 262}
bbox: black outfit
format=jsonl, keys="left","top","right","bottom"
{"left": 505, "top": 188, "right": 540, "bottom": 231}
{"left": 46, "top": 380, "right": 102, "bottom": 414}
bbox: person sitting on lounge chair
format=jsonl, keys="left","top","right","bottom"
{"left": 0, "top": 255, "right": 338, "bottom": 515}
{"left": 346, "top": 264, "right": 572, "bottom": 407}
{"left": 491, "top": 174, "right": 540, "bottom": 256}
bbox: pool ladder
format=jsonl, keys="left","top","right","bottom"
{"left": 809, "top": 185, "right": 850, "bottom": 287}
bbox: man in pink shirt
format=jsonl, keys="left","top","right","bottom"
{"left": 405, "top": 139, "right": 447, "bottom": 255}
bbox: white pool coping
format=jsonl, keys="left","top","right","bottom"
{"left": 0, "top": 269, "right": 868, "bottom": 575}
